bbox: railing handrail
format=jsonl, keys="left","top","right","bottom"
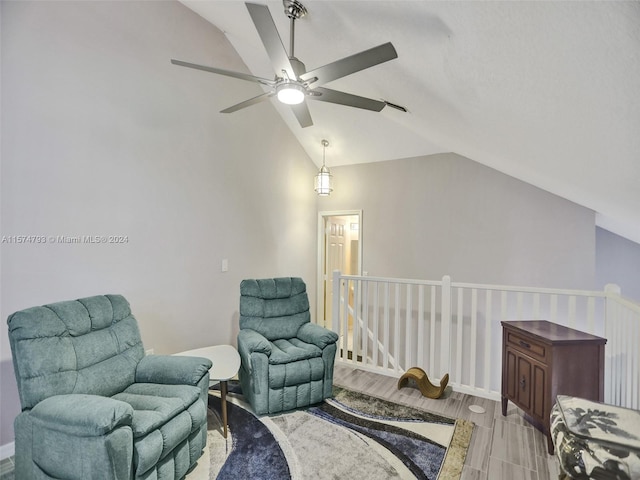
{"left": 337, "top": 274, "right": 443, "bottom": 287}
{"left": 340, "top": 273, "right": 609, "bottom": 298}
{"left": 607, "top": 291, "right": 640, "bottom": 313}
{"left": 451, "top": 281, "right": 607, "bottom": 298}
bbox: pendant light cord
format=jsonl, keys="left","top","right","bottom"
{"left": 322, "top": 139, "right": 329, "bottom": 167}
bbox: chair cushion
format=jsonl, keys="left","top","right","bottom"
{"left": 239, "top": 277, "right": 311, "bottom": 340}
{"left": 7, "top": 294, "right": 144, "bottom": 409}
{"left": 112, "top": 383, "right": 200, "bottom": 438}
{"left": 241, "top": 277, "right": 306, "bottom": 300}
{"left": 30, "top": 394, "right": 133, "bottom": 437}
{"left": 269, "top": 338, "right": 322, "bottom": 365}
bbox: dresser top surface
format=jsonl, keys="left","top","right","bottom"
{"left": 501, "top": 320, "right": 607, "bottom": 344}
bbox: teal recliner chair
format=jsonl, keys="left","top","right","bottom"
{"left": 237, "top": 277, "right": 339, "bottom": 415}
{"left": 7, "top": 294, "right": 212, "bottom": 480}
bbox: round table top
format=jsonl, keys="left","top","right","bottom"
{"left": 174, "top": 344, "right": 240, "bottom": 381}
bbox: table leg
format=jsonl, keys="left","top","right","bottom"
{"left": 221, "top": 380, "right": 228, "bottom": 438}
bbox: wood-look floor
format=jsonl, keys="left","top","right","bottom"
{"left": 333, "top": 364, "right": 561, "bottom": 480}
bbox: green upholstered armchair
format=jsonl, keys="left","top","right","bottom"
{"left": 237, "top": 277, "right": 339, "bottom": 415}
{"left": 7, "top": 294, "right": 212, "bottom": 480}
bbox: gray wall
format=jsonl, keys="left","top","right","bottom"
{"left": 321, "top": 153, "right": 596, "bottom": 289}
{"left": 1, "top": 1, "right": 317, "bottom": 448}
{"left": 596, "top": 227, "right": 640, "bottom": 302}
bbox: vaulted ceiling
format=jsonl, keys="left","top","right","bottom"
{"left": 180, "top": 0, "right": 640, "bottom": 243}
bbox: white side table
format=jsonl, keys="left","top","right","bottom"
{"left": 175, "top": 344, "right": 240, "bottom": 438}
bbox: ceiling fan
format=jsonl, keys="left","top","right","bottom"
{"left": 171, "top": 0, "right": 402, "bottom": 128}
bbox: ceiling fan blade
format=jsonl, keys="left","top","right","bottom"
{"left": 245, "top": 3, "right": 296, "bottom": 80}
{"left": 300, "top": 42, "right": 397, "bottom": 88}
{"left": 290, "top": 101, "right": 313, "bottom": 128}
{"left": 220, "top": 91, "right": 275, "bottom": 113}
{"left": 309, "top": 87, "right": 386, "bottom": 112}
{"left": 171, "top": 59, "right": 274, "bottom": 86}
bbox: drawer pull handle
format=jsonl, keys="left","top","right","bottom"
{"left": 520, "top": 376, "right": 526, "bottom": 390}
{"left": 519, "top": 340, "right": 531, "bottom": 349}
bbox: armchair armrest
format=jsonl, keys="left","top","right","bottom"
{"left": 30, "top": 394, "right": 132, "bottom": 437}
{"left": 136, "top": 355, "right": 212, "bottom": 386}
{"left": 237, "top": 329, "right": 272, "bottom": 366}
{"left": 297, "top": 323, "right": 339, "bottom": 349}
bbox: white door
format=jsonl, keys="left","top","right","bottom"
{"left": 318, "top": 212, "right": 361, "bottom": 330}
{"left": 324, "top": 217, "right": 346, "bottom": 330}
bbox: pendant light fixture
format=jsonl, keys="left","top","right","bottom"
{"left": 314, "top": 139, "right": 333, "bottom": 196}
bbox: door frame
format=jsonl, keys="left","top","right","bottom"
{"left": 317, "top": 210, "right": 363, "bottom": 328}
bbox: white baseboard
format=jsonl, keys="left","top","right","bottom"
{"left": 0, "top": 441, "right": 15, "bottom": 461}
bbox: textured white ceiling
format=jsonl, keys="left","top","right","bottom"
{"left": 179, "top": 0, "right": 640, "bottom": 243}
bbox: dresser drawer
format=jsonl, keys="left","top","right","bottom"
{"left": 506, "top": 330, "right": 547, "bottom": 362}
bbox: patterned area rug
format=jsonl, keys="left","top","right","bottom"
{"left": 205, "top": 383, "right": 473, "bottom": 480}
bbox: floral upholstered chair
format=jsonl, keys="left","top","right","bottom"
{"left": 551, "top": 395, "right": 640, "bottom": 479}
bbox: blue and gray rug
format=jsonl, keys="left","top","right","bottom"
{"left": 206, "top": 384, "right": 473, "bottom": 480}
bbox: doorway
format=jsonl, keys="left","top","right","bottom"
{"left": 317, "top": 210, "right": 362, "bottom": 329}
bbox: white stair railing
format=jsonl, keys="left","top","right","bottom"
{"left": 604, "top": 284, "right": 640, "bottom": 408}
{"left": 331, "top": 271, "right": 640, "bottom": 409}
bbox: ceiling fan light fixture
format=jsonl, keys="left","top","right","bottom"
{"left": 315, "top": 139, "right": 333, "bottom": 196}
{"left": 276, "top": 82, "right": 305, "bottom": 105}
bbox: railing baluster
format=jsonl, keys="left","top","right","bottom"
{"left": 626, "top": 311, "right": 633, "bottom": 407}
{"left": 352, "top": 279, "right": 360, "bottom": 366}
{"left": 342, "top": 278, "right": 349, "bottom": 362}
{"left": 383, "top": 282, "right": 390, "bottom": 370}
{"left": 362, "top": 280, "right": 369, "bottom": 367}
{"left": 394, "top": 284, "right": 401, "bottom": 373}
{"left": 629, "top": 317, "right": 640, "bottom": 410}
{"left": 456, "top": 288, "right": 464, "bottom": 385}
{"left": 429, "top": 286, "right": 436, "bottom": 378}
{"left": 418, "top": 285, "right": 424, "bottom": 370}
{"left": 441, "top": 276, "right": 452, "bottom": 378}
{"left": 405, "top": 285, "right": 413, "bottom": 370}
{"left": 568, "top": 295, "right": 577, "bottom": 329}
{"left": 516, "top": 292, "right": 524, "bottom": 319}
{"left": 373, "top": 281, "right": 379, "bottom": 367}
{"left": 550, "top": 294, "right": 558, "bottom": 325}
{"left": 484, "top": 289, "right": 493, "bottom": 391}
{"left": 501, "top": 291, "right": 508, "bottom": 321}
{"left": 587, "top": 296, "right": 595, "bottom": 334}
{"left": 611, "top": 301, "right": 620, "bottom": 405}
{"left": 617, "top": 309, "right": 624, "bottom": 404}
{"left": 470, "top": 289, "right": 478, "bottom": 389}
{"left": 605, "top": 298, "right": 614, "bottom": 404}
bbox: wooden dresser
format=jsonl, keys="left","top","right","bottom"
{"left": 501, "top": 320, "right": 606, "bottom": 454}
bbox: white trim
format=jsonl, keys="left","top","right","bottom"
{"left": 0, "top": 441, "right": 15, "bottom": 461}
